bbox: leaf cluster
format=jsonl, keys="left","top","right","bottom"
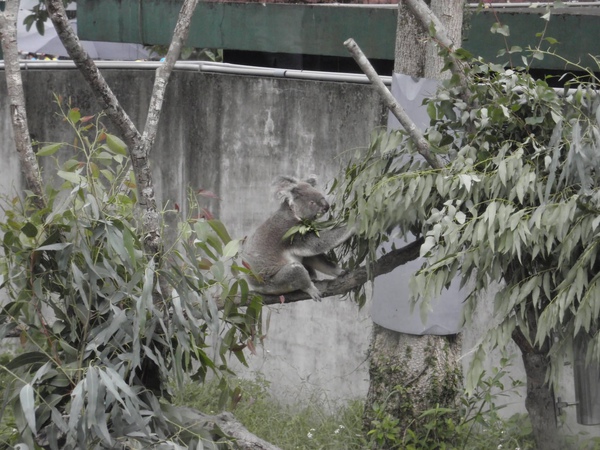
{"left": 0, "top": 101, "right": 260, "bottom": 448}
{"left": 336, "top": 46, "right": 600, "bottom": 390}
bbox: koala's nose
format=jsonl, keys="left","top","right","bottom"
{"left": 320, "top": 199, "right": 330, "bottom": 212}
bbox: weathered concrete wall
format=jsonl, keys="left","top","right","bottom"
{"left": 0, "top": 67, "right": 387, "bottom": 405}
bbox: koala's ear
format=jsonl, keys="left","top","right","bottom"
{"left": 272, "top": 176, "right": 298, "bottom": 204}
{"left": 305, "top": 175, "right": 318, "bottom": 187}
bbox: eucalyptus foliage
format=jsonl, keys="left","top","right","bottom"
{"left": 336, "top": 52, "right": 600, "bottom": 389}
{"left": 0, "top": 100, "right": 259, "bottom": 448}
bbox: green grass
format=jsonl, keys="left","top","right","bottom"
{"left": 172, "top": 376, "right": 368, "bottom": 450}
{"left": 171, "top": 375, "right": 539, "bottom": 450}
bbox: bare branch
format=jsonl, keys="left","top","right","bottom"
{"left": 142, "top": 0, "right": 200, "bottom": 152}
{"left": 45, "top": 0, "right": 141, "bottom": 149}
{"left": 167, "top": 407, "right": 282, "bottom": 450}
{"left": 0, "top": 0, "right": 46, "bottom": 209}
{"left": 344, "top": 38, "right": 440, "bottom": 170}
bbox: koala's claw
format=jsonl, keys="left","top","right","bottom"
{"left": 307, "top": 286, "right": 322, "bottom": 302}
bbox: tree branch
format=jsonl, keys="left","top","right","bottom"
{"left": 134, "top": 0, "right": 200, "bottom": 256}
{"left": 255, "top": 238, "right": 423, "bottom": 306}
{"left": 165, "top": 406, "right": 282, "bottom": 450}
{"left": 404, "top": 0, "right": 457, "bottom": 52}
{"left": 199, "top": 410, "right": 281, "bottom": 450}
{"left": 142, "top": 0, "right": 199, "bottom": 152}
{"left": 45, "top": 0, "right": 141, "bottom": 149}
{"left": 0, "top": 0, "right": 46, "bottom": 210}
{"left": 344, "top": 38, "right": 440, "bottom": 170}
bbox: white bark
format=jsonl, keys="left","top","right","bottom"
{"left": 0, "top": 0, "right": 46, "bottom": 209}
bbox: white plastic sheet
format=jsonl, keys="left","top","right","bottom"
{"left": 371, "top": 73, "right": 464, "bottom": 335}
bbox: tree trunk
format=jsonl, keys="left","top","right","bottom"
{"left": 512, "top": 327, "right": 562, "bottom": 450}
{"left": 0, "top": 0, "right": 46, "bottom": 210}
{"left": 363, "top": 1, "right": 464, "bottom": 447}
{"left": 44, "top": 0, "right": 196, "bottom": 398}
{"left": 424, "top": 1, "right": 463, "bottom": 79}
{"left": 364, "top": 325, "right": 462, "bottom": 445}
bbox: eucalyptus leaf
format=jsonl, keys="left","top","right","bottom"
{"left": 19, "top": 384, "right": 36, "bottom": 432}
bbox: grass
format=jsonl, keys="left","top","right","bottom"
{"left": 172, "top": 376, "right": 368, "bottom": 449}
{"left": 171, "top": 374, "right": 540, "bottom": 450}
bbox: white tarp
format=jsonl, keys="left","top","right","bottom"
{"left": 370, "top": 73, "right": 464, "bottom": 336}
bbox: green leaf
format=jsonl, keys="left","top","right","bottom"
{"left": 490, "top": 23, "right": 510, "bottom": 37}
{"left": 208, "top": 219, "right": 232, "bottom": 244}
{"left": 19, "top": 384, "right": 36, "bottom": 433}
{"left": 4, "top": 352, "right": 49, "bottom": 371}
{"left": 35, "top": 242, "right": 72, "bottom": 252}
{"left": 37, "top": 143, "right": 62, "bottom": 156}
{"left": 68, "top": 108, "right": 81, "bottom": 124}
{"left": 68, "top": 381, "right": 85, "bottom": 433}
{"left": 532, "top": 51, "right": 544, "bottom": 61}
{"left": 21, "top": 222, "right": 38, "bottom": 238}
{"left": 222, "top": 239, "right": 240, "bottom": 259}
{"left": 105, "top": 133, "right": 128, "bottom": 155}
{"left": 86, "top": 367, "right": 99, "bottom": 427}
{"left": 57, "top": 170, "right": 84, "bottom": 185}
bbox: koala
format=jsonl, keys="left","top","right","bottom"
{"left": 243, "top": 175, "right": 354, "bottom": 302}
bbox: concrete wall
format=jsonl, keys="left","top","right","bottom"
{"left": 0, "top": 67, "right": 592, "bottom": 435}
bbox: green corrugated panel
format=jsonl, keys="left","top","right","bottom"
{"left": 464, "top": 10, "right": 600, "bottom": 71}
{"left": 77, "top": 0, "right": 600, "bottom": 71}
{"left": 78, "top": 0, "right": 397, "bottom": 60}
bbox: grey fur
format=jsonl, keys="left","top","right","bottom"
{"left": 243, "top": 176, "right": 353, "bottom": 301}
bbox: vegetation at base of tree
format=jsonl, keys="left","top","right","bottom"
{"left": 0, "top": 99, "right": 261, "bottom": 448}
{"left": 166, "top": 357, "right": 539, "bottom": 450}
{"left": 3, "top": 349, "right": 599, "bottom": 449}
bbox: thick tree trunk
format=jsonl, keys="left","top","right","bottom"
{"left": 424, "top": 0, "right": 463, "bottom": 79}
{"left": 363, "top": 1, "right": 464, "bottom": 447}
{"left": 364, "top": 325, "right": 462, "bottom": 443}
{"left": 513, "top": 327, "right": 562, "bottom": 450}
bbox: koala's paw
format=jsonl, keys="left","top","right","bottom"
{"left": 306, "top": 285, "right": 322, "bottom": 302}
{"left": 337, "top": 268, "right": 348, "bottom": 277}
